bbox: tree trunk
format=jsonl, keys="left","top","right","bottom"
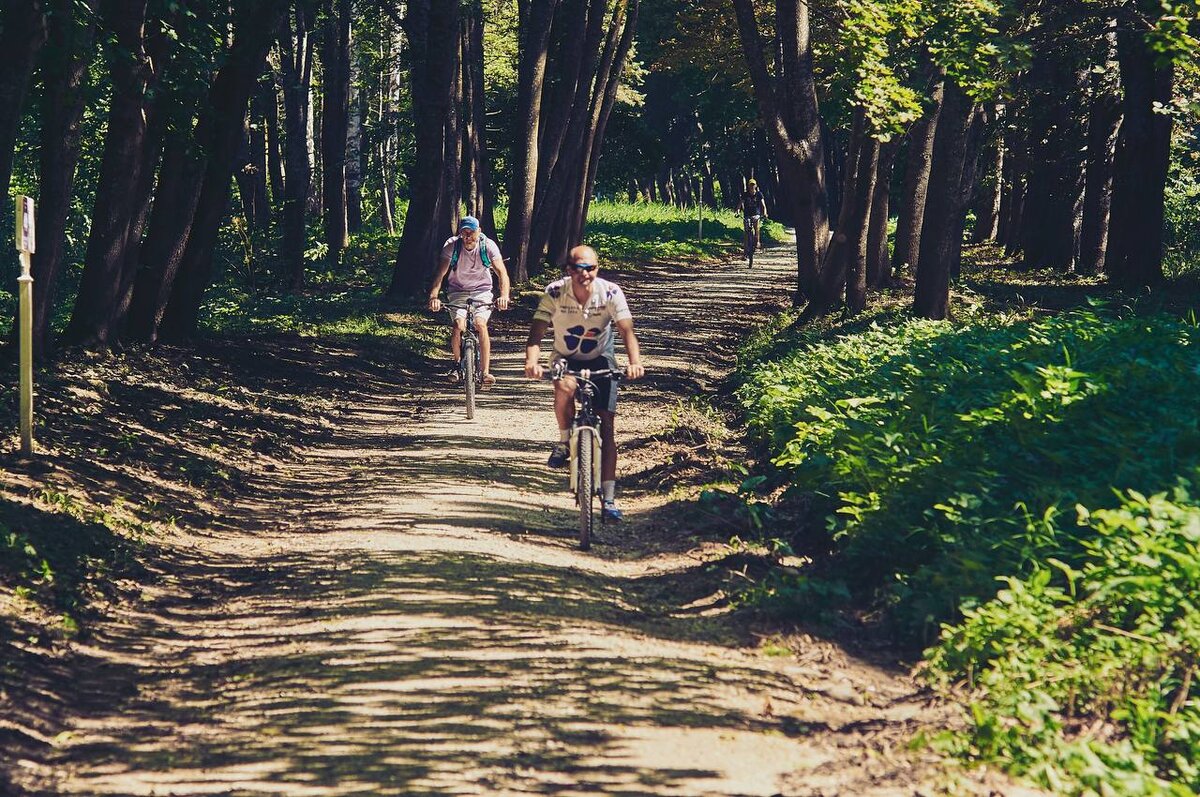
{"left": 970, "top": 105, "right": 1004, "bottom": 243}
{"left": 133, "top": 1, "right": 281, "bottom": 342}
{"left": 346, "top": 48, "right": 364, "bottom": 233}
{"left": 466, "top": 0, "right": 496, "bottom": 236}
{"left": 950, "top": 107, "right": 988, "bottom": 280}
{"left": 1078, "top": 30, "right": 1121, "bottom": 277}
{"left": 866, "top": 139, "right": 898, "bottom": 289}
{"left": 913, "top": 79, "right": 973, "bottom": 320}
{"left": 845, "top": 135, "right": 879, "bottom": 314}
{"left": 1106, "top": 18, "right": 1173, "bottom": 288}
{"left": 439, "top": 24, "right": 463, "bottom": 235}
{"left": 27, "top": 0, "right": 93, "bottom": 360}
{"left": 731, "top": 0, "right": 829, "bottom": 305}
{"left": 64, "top": 0, "right": 151, "bottom": 347}
{"left": 280, "top": 1, "right": 316, "bottom": 288}
{"left": 1019, "top": 54, "right": 1087, "bottom": 271}
{"left": 892, "top": 65, "right": 944, "bottom": 275}
{"left": 320, "top": 0, "right": 351, "bottom": 263}
{"left": 0, "top": 0, "right": 47, "bottom": 214}
{"left": 387, "top": 0, "right": 461, "bottom": 297}
{"left": 264, "top": 75, "right": 285, "bottom": 209}
{"left": 501, "top": 0, "right": 558, "bottom": 281}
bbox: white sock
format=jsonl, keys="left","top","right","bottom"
{"left": 602, "top": 480, "right": 616, "bottom": 501}
{"left": 559, "top": 429, "right": 570, "bottom": 443}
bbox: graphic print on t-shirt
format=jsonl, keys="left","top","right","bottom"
{"left": 564, "top": 325, "right": 601, "bottom": 356}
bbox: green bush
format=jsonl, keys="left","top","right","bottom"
{"left": 737, "top": 307, "right": 1200, "bottom": 792}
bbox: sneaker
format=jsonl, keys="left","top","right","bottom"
{"left": 546, "top": 443, "right": 570, "bottom": 468}
{"left": 447, "top": 368, "right": 462, "bottom": 384}
{"left": 481, "top": 372, "right": 496, "bottom": 387}
{"left": 601, "top": 499, "right": 624, "bottom": 522}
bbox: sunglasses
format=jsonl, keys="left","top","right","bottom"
{"left": 570, "top": 262, "right": 597, "bottom": 272}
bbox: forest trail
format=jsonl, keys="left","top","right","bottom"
{"left": 23, "top": 249, "right": 1025, "bottom": 797}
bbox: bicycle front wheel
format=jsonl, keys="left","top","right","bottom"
{"left": 463, "top": 338, "right": 476, "bottom": 419}
{"left": 576, "top": 428, "right": 594, "bottom": 551}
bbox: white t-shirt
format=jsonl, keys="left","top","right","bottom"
{"left": 441, "top": 235, "right": 502, "bottom": 293}
{"left": 534, "top": 276, "right": 632, "bottom": 360}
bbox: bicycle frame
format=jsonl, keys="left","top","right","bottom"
{"left": 567, "top": 380, "right": 603, "bottom": 495}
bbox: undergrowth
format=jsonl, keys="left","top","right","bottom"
{"left": 734, "top": 298, "right": 1200, "bottom": 794}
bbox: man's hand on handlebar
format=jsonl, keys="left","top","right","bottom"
{"left": 497, "top": 295, "right": 510, "bottom": 311}
{"left": 625, "top": 362, "right": 645, "bottom": 380}
{"left": 525, "top": 359, "right": 543, "bottom": 379}
{"left": 428, "top": 295, "right": 442, "bottom": 313}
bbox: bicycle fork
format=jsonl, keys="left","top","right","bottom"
{"left": 569, "top": 424, "right": 602, "bottom": 499}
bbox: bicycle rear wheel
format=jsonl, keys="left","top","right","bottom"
{"left": 576, "top": 428, "right": 594, "bottom": 550}
{"left": 463, "top": 338, "right": 476, "bottom": 419}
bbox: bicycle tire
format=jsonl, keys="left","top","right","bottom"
{"left": 576, "top": 428, "right": 594, "bottom": 550}
{"left": 463, "top": 338, "right": 476, "bottom": 419}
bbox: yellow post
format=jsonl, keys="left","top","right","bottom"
{"left": 15, "top": 195, "right": 35, "bottom": 455}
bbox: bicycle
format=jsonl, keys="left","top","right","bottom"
{"left": 743, "top": 214, "right": 761, "bottom": 268}
{"left": 445, "top": 298, "right": 494, "bottom": 420}
{"left": 546, "top": 361, "right": 622, "bottom": 551}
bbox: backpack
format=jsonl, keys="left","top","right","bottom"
{"left": 449, "top": 235, "right": 493, "bottom": 271}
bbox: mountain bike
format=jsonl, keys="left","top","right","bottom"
{"left": 547, "top": 361, "right": 622, "bottom": 551}
{"left": 447, "top": 298, "right": 494, "bottom": 420}
{"left": 743, "top": 214, "right": 761, "bottom": 268}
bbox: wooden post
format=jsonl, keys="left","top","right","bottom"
{"left": 15, "top": 195, "right": 35, "bottom": 455}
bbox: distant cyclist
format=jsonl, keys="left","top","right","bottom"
{"left": 524, "top": 245, "right": 645, "bottom": 521}
{"left": 740, "top": 178, "right": 768, "bottom": 252}
{"left": 428, "top": 216, "right": 511, "bottom": 386}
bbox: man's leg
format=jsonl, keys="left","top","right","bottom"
{"left": 547, "top": 376, "right": 576, "bottom": 467}
{"left": 599, "top": 408, "right": 622, "bottom": 519}
{"left": 476, "top": 317, "right": 491, "bottom": 376}
{"left": 450, "top": 318, "right": 465, "bottom": 362}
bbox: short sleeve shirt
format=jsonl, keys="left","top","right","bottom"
{"left": 442, "top": 235, "right": 503, "bottom": 293}
{"left": 533, "top": 276, "right": 632, "bottom": 360}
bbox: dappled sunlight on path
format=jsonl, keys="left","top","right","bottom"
{"left": 42, "top": 247, "right": 988, "bottom": 797}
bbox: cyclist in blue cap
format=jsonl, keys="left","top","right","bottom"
{"left": 428, "top": 216, "right": 511, "bottom": 386}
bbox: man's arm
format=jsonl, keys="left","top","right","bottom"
{"left": 524, "top": 319, "right": 550, "bottom": 378}
{"left": 428, "top": 253, "right": 452, "bottom": 311}
{"left": 616, "top": 318, "right": 644, "bottom": 380}
{"left": 492, "top": 255, "right": 512, "bottom": 311}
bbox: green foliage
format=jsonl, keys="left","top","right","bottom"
{"left": 737, "top": 305, "right": 1200, "bottom": 791}
{"left": 926, "top": 487, "right": 1200, "bottom": 794}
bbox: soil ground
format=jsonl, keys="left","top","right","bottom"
{"left": 0, "top": 248, "right": 1040, "bottom": 796}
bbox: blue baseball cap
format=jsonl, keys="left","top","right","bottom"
{"left": 458, "top": 216, "right": 480, "bottom": 232}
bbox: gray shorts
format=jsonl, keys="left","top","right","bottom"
{"left": 446, "top": 289, "right": 493, "bottom": 325}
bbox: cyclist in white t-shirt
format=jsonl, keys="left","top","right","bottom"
{"left": 524, "top": 245, "right": 645, "bottom": 521}
{"left": 428, "top": 216, "right": 511, "bottom": 386}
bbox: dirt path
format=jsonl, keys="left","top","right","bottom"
{"left": 19, "top": 250, "right": 1024, "bottom": 796}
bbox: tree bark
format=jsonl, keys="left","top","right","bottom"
{"left": 138, "top": 1, "right": 282, "bottom": 342}
{"left": 731, "top": 0, "right": 829, "bottom": 305}
{"left": 64, "top": 0, "right": 151, "bottom": 347}
{"left": 27, "top": 0, "right": 93, "bottom": 360}
{"left": 280, "top": 1, "right": 316, "bottom": 288}
{"left": 845, "top": 135, "right": 879, "bottom": 314}
{"left": 0, "top": 0, "right": 47, "bottom": 211}
{"left": 1105, "top": 16, "right": 1173, "bottom": 289}
{"left": 892, "top": 65, "right": 944, "bottom": 276}
{"left": 320, "top": 0, "right": 351, "bottom": 263}
{"left": 346, "top": 47, "right": 364, "bottom": 233}
{"left": 913, "top": 79, "right": 974, "bottom": 320}
{"left": 970, "top": 105, "right": 1004, "bottom": 243}
{"left": 387, "top": 0, "right": 461, "bottom": 297}
{"left": 501, "top": 0, "right": 559, "bottom": 281}
{"left": 1078, "top": 30, "right": 1121, "bottom": 276}
{"left": 866, "top": 139, "right": 898, "bottom": 289}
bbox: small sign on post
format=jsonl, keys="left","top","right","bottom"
{"left": 15, "top": 195, "right": 35, "bottom": 455}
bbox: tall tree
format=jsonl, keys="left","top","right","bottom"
{"left": 0, "top": 0, "right": 47, "bottom": 210}
{"left": 386, "top": 0, "right": 461, "bottom": 297}
{"left": 279, "top": 0, "right": 317, "bottom": 288}
{"left": 27, "top": 0, "right": 94, "bottom": 360}
{"left": 730, "top": 0, "right": 830, "bottom": 305}
{"left": 320, "top": 0, "right": 351, "bottom": 263}
{"left": 892, "top": 66, "right": 944, "bottom": 276}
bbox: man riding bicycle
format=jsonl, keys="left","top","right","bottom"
{"left": 740, "top": 178, "right": 768, "bottom": 252}
{"left": 428, "top": 216, "right": 511, "bottom": 386}
{"left": 524, "top": 245, "right": 645, "bottom": 521}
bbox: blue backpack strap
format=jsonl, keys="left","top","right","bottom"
{"left": 449, "top": 235, "right": 492, "bottom": 271}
